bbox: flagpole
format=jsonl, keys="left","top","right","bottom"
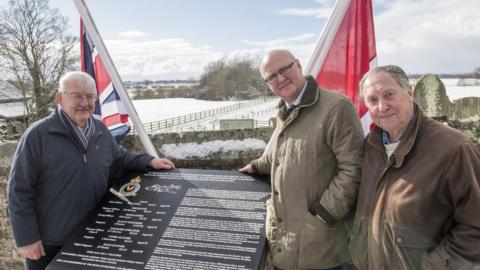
{"left": 72, "top": 0, "right": 159, "bottom": 157}
{"left": 305, "top": 0, "right": 351, "bottom": 76}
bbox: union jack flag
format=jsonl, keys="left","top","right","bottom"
{"left": 80, "top": 19, "right": 130, "bottom": 142}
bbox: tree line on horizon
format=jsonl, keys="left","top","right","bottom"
{"left": 133, "top": 57, "right": 270, "bottom": 101}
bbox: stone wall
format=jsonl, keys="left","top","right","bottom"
{"left": 452, "top": 97, "right": 480, "bottom": 121}
{"left": 0, "top": 176, "right": 23, "bottom": 270}
{"left": 0, "top": 142, "right": 23, "bottom": 269}
{"left": 122, "top": 127, "right": 274, "bottom": 170}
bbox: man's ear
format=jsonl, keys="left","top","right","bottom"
{"left": 407, "top": 85, "right": 414, "bottom": 101}
{"left": 54, "top": 91, "right": 63, "bottom": 105}
{"left": 295, "top": 59, "right": 302, "bottom": 69}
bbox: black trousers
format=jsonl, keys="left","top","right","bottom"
{"left": 25, "top": 245, "right": 62, "bottom": 270}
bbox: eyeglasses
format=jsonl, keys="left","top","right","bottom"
{"left": 264, "top": 60, "right": 296, "bottom": 83}
{"left": 64, "top": 92, "right": 97, "bottom": 102}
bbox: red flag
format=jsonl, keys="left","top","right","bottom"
{"left": 307, "top": 0, "right": 377, "bottom": 134}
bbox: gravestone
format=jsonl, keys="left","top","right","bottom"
{"left": 47, "top": 169, "right": 270, "bottom": 270}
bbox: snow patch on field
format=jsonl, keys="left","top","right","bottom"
{"left": 160, "top": 138, "right": 267, "bottom": 159}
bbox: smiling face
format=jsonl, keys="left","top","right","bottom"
{"left": 260, "top": 50, "right": 306, "bottom": 104}
{"left": 55, "top": 78, "right": 97, "bottom": 128}
{"left": 362, "top": 71, "right": 414, "bottom": 141}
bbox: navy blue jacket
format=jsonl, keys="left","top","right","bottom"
{"left": 7, "top": 110, "right": 153, "bottom": 247}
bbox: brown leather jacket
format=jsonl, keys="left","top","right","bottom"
{"left": 349, "top": 106, "right": 480, "bottom": 270}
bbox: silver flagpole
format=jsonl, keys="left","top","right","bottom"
{"left": 73, "top": 0, "right": 159, "bottom": 157}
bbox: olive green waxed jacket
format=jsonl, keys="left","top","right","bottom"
{"left": 252, "top": 76, "right": 364, "bottom": 269}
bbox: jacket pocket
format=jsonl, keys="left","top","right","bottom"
{"left": 393, "top": 226, "right": 435, "bottom": 270}
{"left": 265, "top": 199, "right": 277, "bottom": 241}
{"left": 426, "top": 246, "right": 474, "bottom": 270}
{"left": 348, "top": 218, "right": 368, "bottom": 269}
{"left": 298, "top": 212, "right": 348, "bottom": 269}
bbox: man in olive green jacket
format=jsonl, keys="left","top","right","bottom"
{"left": 240, "top": 49, "right": 364, "bottom": 270}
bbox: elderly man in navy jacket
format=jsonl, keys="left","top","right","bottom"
{"left": 7, "top": 71, "right": 175, "bottom": 270}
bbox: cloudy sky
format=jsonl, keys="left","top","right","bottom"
{"left": 1, "top": 0, "right": 479, "bottom": 80}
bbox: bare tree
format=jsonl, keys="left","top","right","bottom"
{"left": 474, "top": 67, "right": 480, "bottom": 79}
{"left": 0, "top": 0, "right": 78, "bottom": 124}
{"left": 198, "top": 57, "right": 266, "bottom": 100}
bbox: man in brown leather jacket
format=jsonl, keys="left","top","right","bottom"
{"left": 349, "top": 65, "right": 480, "bottom": 269}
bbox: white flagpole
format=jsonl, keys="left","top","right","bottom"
{"left": 262, "top": 0, "right": 350, "bottom": 157}
{"left": 73, "top": 0, "right": 159, "bottom": 157}
{"left": 304, "top": 0, "right": 351, "bottom": 76}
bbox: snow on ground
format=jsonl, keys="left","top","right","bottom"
{"left": 160, "top": 98, "right": 279, "bottom": 134}
{"left": 440, "top": 78, "right": 480, "bottom": 101}
{"left": 131, "top": 78, "right": 478, "bottom": 134}
{"left": 133, "top": 98, "right": 238, "bottom": 123}
{"left": 132, "top": 97, "right": 280, "bottom": 134}
{"left": 160, "top": 138, "right": 267, "bottom": 159}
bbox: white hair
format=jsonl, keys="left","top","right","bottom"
{"left": 59, "top": 71, "right": 96, "bottom": 93}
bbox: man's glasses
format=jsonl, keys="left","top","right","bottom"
{"left": 64, "top": 92, "right": 97, "bottom": 102}
{"left": 264, "top": 60, "right": 296, "bottom": 83}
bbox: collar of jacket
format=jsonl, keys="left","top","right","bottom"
{"left": 277, "top": 75, "right": 319, "bottom": 121}
{"left": 48, "top": 109, "right": 105, "bottom": 138}
{"left": 367, "top": 103, "right": 424, "bottom": 168}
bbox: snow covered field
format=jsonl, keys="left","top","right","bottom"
{"left": 132, "top": 97, "right": 279, "bottom": 134}
{"left": 131, "top": 78, "right": 478, "bottom": 134}
{"left": 440, "top": 78, "right": 480, "bottom": 101}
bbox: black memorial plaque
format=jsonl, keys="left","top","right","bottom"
{"left": 47, "top": 169, "right": 270, "bottom": 270}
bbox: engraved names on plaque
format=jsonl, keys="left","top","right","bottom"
{"left": 47, "top": 169, "right": 270, "bottom": 270}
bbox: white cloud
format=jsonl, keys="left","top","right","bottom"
{"left": 104, "top": 38, "right": 224, "bottom": 80}
{"left": 375, "top": 0, "right": 480, "bottom": 73}
{"left": 274, "top": 7, "right": 332, "bottom": 19}
{"left": 274, "top": 0, "right": 334, "bottom": 18}
{"left": 235, "top": 33, "right": 319, "bottom": 68}
{"left": 242, "top": 33, "right": 316, "bottom": 47}
{"left": 117, "top": 30, "right": 147, "bottom": 38}
{"left": 104, "top": 31, "right": 319, "bottom": 81}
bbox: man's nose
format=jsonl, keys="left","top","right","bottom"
{"left": 78, "top": 96, "right": 89, "bottom": 106}
{"left": 378, "top": 98, "right": 388, "bottom": 112}
{"left": 277, "top": 73, "right": 287, "bottom": 82}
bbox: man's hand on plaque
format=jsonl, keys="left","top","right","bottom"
{"left": 239, "top": 164, "right": 254, "bottom": 174}
{"left": 19, "top": 240, "right": 46, "bottom": 260}
{"left": 148, "top": 158, "right": 175, "bottom": 170}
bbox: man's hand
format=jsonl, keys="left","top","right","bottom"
{"left": 309, "top": 200, "right": 337, "bottom": 225}
{"left": 148, "top": 158, "right": 175, "bottom": 170}
{"left": 239, "top": 164, "right": 254, "bottom": 174}
{"left": 19, "top": 240, "right": 45, "bottom": 260}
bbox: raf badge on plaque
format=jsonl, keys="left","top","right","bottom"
{"left": 109, "top": 176, "right": 142, "bottom": 205}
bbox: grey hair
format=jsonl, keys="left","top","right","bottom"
{"left": 59, "top": 71, "right": 96, "bottom": 93}
{"left": 359, "top": 65, "right": 410, "bottom": 97}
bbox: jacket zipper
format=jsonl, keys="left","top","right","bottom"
{"left": 372, "top": 154, "right": 394, "bottom": 268}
